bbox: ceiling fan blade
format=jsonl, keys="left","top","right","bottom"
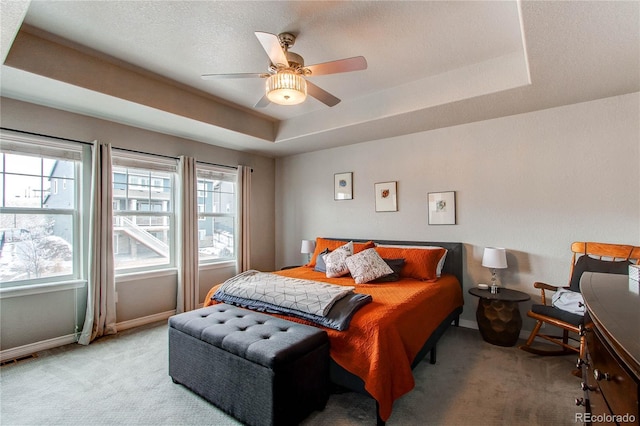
{"left": 254, "top": 94, "right": 271, "bottom": 108}
{"left": 201, "top": 73, "right": 265, "bottom": 80}
{"left": 305, "top": 56, "right": 367, "bottom": 76}
{"left": 255, "top": 31, "right": 289, "bottom": 67}
{"left": 306, "top": 80, "right": 341, "bottom": 107}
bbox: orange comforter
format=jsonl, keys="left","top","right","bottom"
{"left": 204, "top": 266, "right": 463, "bottom": 422}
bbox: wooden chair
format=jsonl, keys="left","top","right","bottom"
{"left": 519, "top": 242, "right": 640, "bottom": 362}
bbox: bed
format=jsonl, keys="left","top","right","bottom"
{"left": 204, "top": 238, "right": 464, "bottom": 424}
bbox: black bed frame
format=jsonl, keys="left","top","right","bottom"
{"left": 325, "top": 238, "right": 464, "bottom": 425}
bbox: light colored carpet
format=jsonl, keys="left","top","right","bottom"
{"left": 0, "top": 321, "right": 581, "bottom": 426}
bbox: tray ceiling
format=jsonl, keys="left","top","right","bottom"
{"left": 1, "top": 1, "right": 638, "bottom": 157}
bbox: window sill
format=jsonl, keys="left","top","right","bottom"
{"left": 0, "top": 280, "right": 87, "bottom": 299}
{"left": 199, "top": 260, "right": 236, "bottom": 272}
{"left": 116, "top": 267, "right": 178, "bottom": 283}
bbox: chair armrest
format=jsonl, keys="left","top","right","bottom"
{"left": 533, "top": 282, "right": 561, "bottom": 291}
{"left": 532, "top": 282, "right": 566, "bottom": 305}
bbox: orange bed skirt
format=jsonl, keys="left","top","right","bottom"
{"left": 204, "top": 266, "right": 463, "bottom": 422}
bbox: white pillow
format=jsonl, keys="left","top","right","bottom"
{"left": 375, "top": 244, "right": 448, "bottom": 277}
{"left": 346, "top": 248, "right": 394, "bottom": 284}
{"left": 323, "top": 241, "right": 354, "bottom": 278}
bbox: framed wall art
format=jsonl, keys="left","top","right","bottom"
{"left": 428, "top": 191, "right": 456, "bottom": 225}
{"left": 334, "top": 172, "right": 353, "bottom": 200}
{"left": 375, "top": 181, "right": 398, "bottom": 212}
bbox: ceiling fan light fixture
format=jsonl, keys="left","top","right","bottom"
{"left": 266, "top": 69, "right": 307, "bottom": 105}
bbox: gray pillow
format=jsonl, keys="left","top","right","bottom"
{"left": 314, "top": 248, "right": 330, "bottom": 273}
{"left": 372, "top": 258, "right": 405, "bottom": 283}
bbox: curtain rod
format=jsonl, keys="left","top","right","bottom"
{"left": 196, "top": 160, "right": 242, "bottom": 171}
{"left": 114, "top": 147, "right": 247, "bottom": 172}
{"left": 2, "top": 127, "right": 250, "bottom": 172}
{"left": 198, "top": 160, "right": 253, "bottom": 173}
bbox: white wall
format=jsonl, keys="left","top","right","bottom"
{"left": 0, "top": 97, "right": 276, "bottom": 354}
{"left": 275, "top": 93, "right": 640, "bottom": 331}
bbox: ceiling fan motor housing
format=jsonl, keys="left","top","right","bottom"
{"left": 278, "top": 32, "right": 296, "bottom": 48}
{"left": 285, "top": 51, "right": 304, "bottom": 69}
{"left": 276, "top": 33, "right": 305, "bottom": 69}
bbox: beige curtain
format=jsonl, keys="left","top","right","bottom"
{"left": 79, "top": 142, "right": 116, "bottom": 345}
{"left": 177, "top": 156, "right": 199, "bottom": 313}
{"left": 238, "top": 165, "right": 252, "bottom": 272}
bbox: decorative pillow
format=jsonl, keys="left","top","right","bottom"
{"left": 424, "top": 246, "right": 448, "bottom": 277}
{"left": 323, "top": 241, "right": 354, "bottom": 278}
{"left": 568, "top": 255, "right": 630, "bottom": 292}
{"left": 307, "top": 238, "right": 375, "bottom": 267}
{"left": 314, "top": 248, "right": 330, "bottom": 273}
{"left": 345, "top": 248, "right": 395, "bottom": 284}
{"left": 376, "top": 244, "right": 448, "bottom": 277}
{"left": 374, "top": 246, "right": 447, "bottom": 281}
{"left": 372, "top": 258, "right": 406, "bottom": 283}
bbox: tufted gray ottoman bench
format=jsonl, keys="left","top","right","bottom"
{"left": 168, "top": 304, "right": 329, "bottom": 426}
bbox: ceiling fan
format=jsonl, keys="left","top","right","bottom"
{"left": 201, "top": 32, "right": 367, "bottom": 108}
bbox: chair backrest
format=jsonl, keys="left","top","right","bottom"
{"left": 568, "top": 242, "right": 640, "bottom": 291}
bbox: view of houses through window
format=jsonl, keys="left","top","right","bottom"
{"left": 196, "top": 166, "right": 237, "bottom": 264}
{"left": 111, "top": 157, "right": 238, "bottom": 272}
{"left": 0, "top": 151, "right": 80, "bottom": 284}
{"left": 0, "top": 134, "right": 240, "bottom": 287}
{"left": 112, "top": 164, "right": 175, "bottom": 272}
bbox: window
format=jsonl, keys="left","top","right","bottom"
{"left": 0, "top": 132, "right": 87, "bottom": 286}
{"left": 112, "top": 152, "right": 177, "bottom": 273}
{"left": 196, "top": 165, "right": 237, "bottom": 264}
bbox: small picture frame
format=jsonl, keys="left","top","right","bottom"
{"left": 375, "top": 181, "right": 398, "bottom": 212}
{"left": 334, "top": 172, "right": 353, "bottom": 200}
{"left": 428, "top": 191, "right": 456, "bottom": 225}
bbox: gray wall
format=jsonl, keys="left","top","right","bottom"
{"left": 275, "top": 93, "right": 640, "bottom": 332}
{"left": 2, "top": 92, "right": 638, "bottom": 354}
{"left": 0, "top": 97, "right": 276, "bottom": 353}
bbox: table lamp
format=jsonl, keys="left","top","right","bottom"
{"left": 301, "top": 239, "right": 316, "bottom": 263}
{"left": 482, "top": 247, "right": 507, "bottom": 294}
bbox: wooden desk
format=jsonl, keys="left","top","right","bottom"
{"left": 579, "top": 272, "right": 639, "bottom": 425}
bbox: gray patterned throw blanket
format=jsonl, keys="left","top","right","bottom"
{"left": 215, "top": 270, "right": 355, "bottom": 317}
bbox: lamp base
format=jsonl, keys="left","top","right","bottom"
{"left": 490, "top": 269, "right": 499, "bottom": 293}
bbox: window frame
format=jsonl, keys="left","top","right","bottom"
{"left": 111, "top": 152, "right": 178, "bottom": 276}
{"left": 196, "top": 164, "right": 238, "bottom": 266}
{"left": 0, "top": 131, "right": 87, "bottom": 289}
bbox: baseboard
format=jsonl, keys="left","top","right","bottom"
{"left": 1, "top": 312, "right": 529, "bottom": 363}
{"left": 116, "top": 310, "right": 176, "bottom": 332}
{"left": 1, "top": 311, "right": 177, "bottom": 362}
{"left": 0, "top": 334, "right": 77, "bottom": 363}
{"left": 458, "top": 318, "right": 478, "bottom": 330}
{"left": 457, "top": 319, "right": 532, "bottom": 341}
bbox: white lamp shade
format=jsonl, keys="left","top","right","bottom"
{"left": 301, "top": 239, "right": 316, "bottom": 254}
{"left": 482, "top": 247, "right": 507, "bottom": 269}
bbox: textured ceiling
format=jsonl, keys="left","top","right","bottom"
{"left": 0, "top": 0, "right": 638, "bottom": 157}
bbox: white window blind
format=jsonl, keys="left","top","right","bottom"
{"left": 112, "top": 149, "right": 178, "bottom": 172}
{"left": 0, "top": 130, "right": 84, "bottom": 161}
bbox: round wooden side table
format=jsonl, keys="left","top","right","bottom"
{"left": 468, "top": 287, "right": 531, "bottom": 347}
